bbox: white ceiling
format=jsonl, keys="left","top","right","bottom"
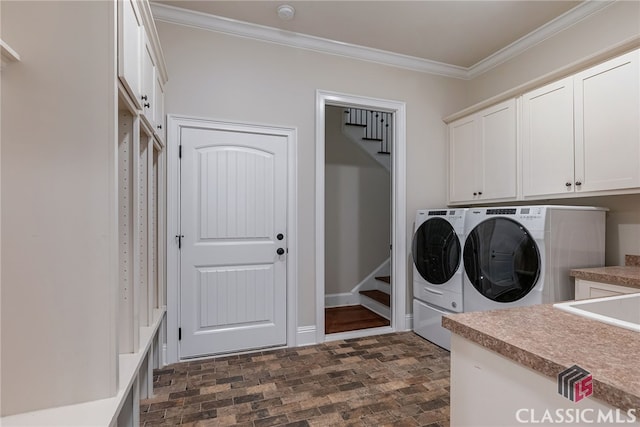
{"left": 153, "top": 0, "right": 583, "bottom": 69}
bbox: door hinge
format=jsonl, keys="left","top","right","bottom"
{"left": 178, "top": 327, "right": 182, "bottom": 340}
{"left": 179, "top": 145, "right": 182, "bottom": 158}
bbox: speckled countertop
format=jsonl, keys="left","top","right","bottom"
{"left": 570, "top": 254, "right": 640, "bottom": 289}
{"left": 442, "top": 303, "right": 640, "bottom": 411}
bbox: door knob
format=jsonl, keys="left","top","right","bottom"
{"left": 277, "top": 248, "right": 285, "bottom": 255}
{"left": 277, "top": 233, "right": 284, "bottom": 240}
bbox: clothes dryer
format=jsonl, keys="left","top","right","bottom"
{"left": 462, "top": 206, "right": 606, "bottom": 313}
{"left": 412, "top": 208, "right": 466, "bottom": 350}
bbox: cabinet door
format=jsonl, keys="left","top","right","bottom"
{"left": 478, "top": 99, "right": 517, "bottom": 200}
{"left": 574, "top": 50, "right": 640, "bottom": 192}
{"left": 118, "top": 0, "right": 142, "bottom": 109}
{"left": 449, "top": 116, "right": 478, "bottom": 203}
{"left": 521, "top": 77, "right": 574, "bottom": 197}
{"left": 575, "top": 279, "right": 640, "bottom": 300}
{"left": 141, "top": 33, "right": 156, "bottom": 127}
{"left": 154, "top": 75, "right": 165, "bottom": 141}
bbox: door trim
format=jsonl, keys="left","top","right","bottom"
{"left": 165, "top": 115, "right": 298, "bottom": 364}
{"left": 315, "top": 90, "right": 407, "bottom": 343}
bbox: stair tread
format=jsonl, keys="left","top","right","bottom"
{"left": 375, "top": 276, "right": 391, "bottom": 284}
{"left": 359, "top": 290, "right": 390, "bottom": 307}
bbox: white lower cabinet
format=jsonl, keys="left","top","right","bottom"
{"left": 450, "top": 335, "right": 624, "bottom": 427}
{"left": 449, "top": 98, "right": 517, "bottom": 204}
{"left": 575, "top": 279, "right": 640, "bottom": 300}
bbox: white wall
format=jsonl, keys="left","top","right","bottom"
{"left": 155, "top": 21, "right": 468, "bottom": 326}
{"left": 325, "top": 106, "right": 390, "bottom": 295}
{"left": 547, "top": 195, "right": 640, "bottom": 267}
{"left": 1, "top": 1, "right": 117, "bottom": 415}
{"left": 466, "top": 1, "right": 640, "bottom": 105}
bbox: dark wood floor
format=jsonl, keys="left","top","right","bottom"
{"left": 325, "top": 305, "right": 390, "bottom": 334}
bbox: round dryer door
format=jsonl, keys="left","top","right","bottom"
{"left": 412, "top": 217, "right": 461, "bottom": 285}
{"left": 463, "top": 218, "right": 541, "bottom": 303}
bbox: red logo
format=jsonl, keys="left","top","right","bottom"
{"left": 558, "top": 365, "right": 593, "bottom": 402}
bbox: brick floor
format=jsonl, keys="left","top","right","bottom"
{"left": 140, "top": 332, "right": 450, "bottom": 426}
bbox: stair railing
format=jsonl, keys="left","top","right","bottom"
{"left": 344, "top": 108, "right": 392, "bottom": 155}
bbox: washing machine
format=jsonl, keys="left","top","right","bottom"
{"left": 412, "top": 208, "right": 466, "bottom": 350}
{"left": 462, "top": 205, "right": 606, "bottom": 313}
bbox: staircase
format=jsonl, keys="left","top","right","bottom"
{"left": 359, "top": 275, "right": 391, "bottom": 320}
{"left": 343, "top": 108, "right": 392, "bottom": 171}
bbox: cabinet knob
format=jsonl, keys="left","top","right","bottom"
{"left": 157, "top": 125, "right": 162, "bottom": 130}
{"left": 276, "top": 248, "right": 285, "bottom": 255}
{"left": 478, "top": 191, "right": 482, "bottom": 196}
{"left": 575, "top": 181, "right": 582, "bottom": 186}
{"left": 565, "top": 182, "right": 572, "bottom": 187}
{"left": 141, "top": 95, "right": 148, "bottom": 101}
{"left": 473, "top": 192, "right": 477, "bottom": 196}
{"left": 144, "top": 102, "right": 150, "bottom": 108}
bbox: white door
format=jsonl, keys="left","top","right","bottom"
{"left": 180, "top": 126, "right": 287, "bottom": 358}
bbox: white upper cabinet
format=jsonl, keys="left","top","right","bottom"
{"left": 574, "top": 50, "right": 640, "bottom": 192}
{"left": 449, "top": 116, "right": 477, "bottom": 203}
{"left": 141, "top": 32, "right": 156, "bottom": 127}
{"left": 449, "top": 98, "right": 517, "bottom": 204}
{"left": 117, "top": 0, "right": 167, "bottom": 140}
{"left": 521, "top": 49, "right": 640, "bottom": 198}
{"left": 154, "top": 74, "right": 165, "bottom": 142}
{"left": 118, "top": 0, "right": 142, "bottom": 109}
{"left": 521, "top": 77, "right": 575, "bottom": 197}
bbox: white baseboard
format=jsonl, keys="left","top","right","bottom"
{"left": 325, "top": 259, "right": 391, "bottom": 309}
{"left": 405, "top": 314, "right": 413, "bottom": 331}
{"left": 325, "top": 292, "right": 360, "bottom": 308}
{"left": 162, "top": 344, "right": 167, "bottom": 367}
{"left": 351, "top": 258, "right": 391, "bottom": 295}
{"left": 361, "top": 297, "right": 390, "bottom": 320}
{"left": 296, "top": 325, "right": 317, "bottom": 347}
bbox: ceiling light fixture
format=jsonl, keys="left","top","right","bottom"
{"left": 277, "top": 4, "right": 295, "bottom": 21}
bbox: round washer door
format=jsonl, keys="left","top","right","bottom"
{"left": 463, "top": 217, "right": 541, "bottom": 303}
{"left": 412, "top": 217, "right": 461, "bottom": 285}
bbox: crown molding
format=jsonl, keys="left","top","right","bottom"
{"left": 150, "top": 3, "right": 468, "bottom": 79}
{"left": 467, "top": 0, "right": 616, "bottom": 78}
{"left": 151, "top": 0, "right": 616, "bottom": 81}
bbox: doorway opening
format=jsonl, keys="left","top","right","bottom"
{"left": 324, "top": 105, "right": 392, "bottom": 334}
{"left": 315, "top": 90, "right": 407, "bottom": 343}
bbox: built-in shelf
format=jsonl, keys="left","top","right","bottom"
{"left": 0, "top": 307, "right": 166, "bottom": 427}
{"left": 1, "top": 39, "right": 20, "bottom": 68}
